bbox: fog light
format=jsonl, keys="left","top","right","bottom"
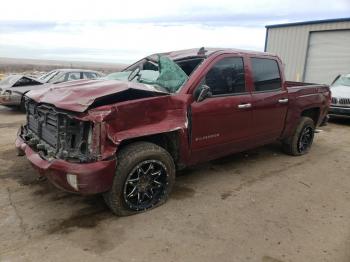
{"left": 66, "top": 174, "right": 79, "bottom": 191}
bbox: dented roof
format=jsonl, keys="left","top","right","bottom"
{"left": 155, "top": 47, "right": 274, "bottom": 60}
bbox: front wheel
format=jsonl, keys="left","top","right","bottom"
{"left": 103, "top": 142, "right": 175, "bottom": 216}
{"left": 282, "top": 117, "right": 315, "bottom": 156}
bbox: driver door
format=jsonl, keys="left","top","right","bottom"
{"left": 190, "top": 56, "right": 254, "bottom": 164}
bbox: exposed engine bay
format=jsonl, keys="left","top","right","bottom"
{"left": 20, "top": 99, "right": 94, "bottom": 162}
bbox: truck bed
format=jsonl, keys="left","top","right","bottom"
{"left": 285, "top": 81, "right": 317, "bottom": 87}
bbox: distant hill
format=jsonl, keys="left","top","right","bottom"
{"left": 0, "top": 57, "right": 128, "bottom": 75}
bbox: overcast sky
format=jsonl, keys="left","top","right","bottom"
{"left": 0, "top": 0, "right": 349, "bottom": 63}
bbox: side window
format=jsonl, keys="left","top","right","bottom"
{"left": 67, "top": 72, "right": 80, "bottom": 81}
{"left": 83, "top": 72, "right": 98, "bottom": 79}
{"left": 204, "top": 57, "right": 246, "bottom": 96}
{"left": 251, "top": 58, "right": 281, "bottom": 92}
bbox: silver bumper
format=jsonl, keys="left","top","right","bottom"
{"left": 329, "top": 106, "right": 350, "bottom": 118}
{"left": 0, "top": 92, "right": 21, "bottom": 106}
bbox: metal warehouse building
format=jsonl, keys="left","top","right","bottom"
{"left": 265, "top": 18, "right": 350, "bottom": 85}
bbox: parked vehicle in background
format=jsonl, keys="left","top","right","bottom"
{"left": 329, "top": 74, "right": 350, "bottom": 118}
{"left": 16, "top": 48, "right": 330, "bottom": 216}
{"left": 38, "top": 69, "right": 102, "bottom": 83}
{"left": 0, "top": 69, "right": 103, "bottom": 110}
{"left": 102, "top": 70, "right": 159, "bottom": 82}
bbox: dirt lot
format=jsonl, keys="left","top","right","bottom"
{"left": 0, "top": 106, "right": 349, "bottom": 262}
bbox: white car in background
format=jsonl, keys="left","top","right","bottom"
{"left": 0, "top": 69, "right": 103, "bottom": 111}
{"left": 329, "top": 74, "right": 350, "bottom": 118}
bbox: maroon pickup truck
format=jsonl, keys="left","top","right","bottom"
{"left": 16, "top": 48, "right": 330, "bottom": 216}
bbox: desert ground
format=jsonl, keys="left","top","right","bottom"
{"left": 0, "top": 105, "right": 349, "bottom": 262}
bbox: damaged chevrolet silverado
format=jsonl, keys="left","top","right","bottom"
{"left": 16, "top": 48, "right": 330, "bottom": 216}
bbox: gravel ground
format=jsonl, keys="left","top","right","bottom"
{"left": 0, "top": 105, "right": 349, "bottom": 262}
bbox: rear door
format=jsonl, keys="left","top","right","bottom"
{"left": 190, "top": 55, "right": 254, "bottom": 163}
{"left": 249, "top": 57, "right": 288, "bottom": 143}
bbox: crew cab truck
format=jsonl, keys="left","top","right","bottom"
{"left": 16, "top": 48, "right": 330, "bottom": 216}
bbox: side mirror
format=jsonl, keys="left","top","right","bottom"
{"left": 194, "top": 85, "right": 211, "bottom": 102}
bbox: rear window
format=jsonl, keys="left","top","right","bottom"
{"left": 251, "top": 58, "right": 281, "bottom": 92}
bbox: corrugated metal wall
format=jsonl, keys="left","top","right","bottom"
{"left": 265, "top": 21, "right": 350, "bottom": 82}
{"left": 304, "top": 30, "right": 350, "bottom": 84}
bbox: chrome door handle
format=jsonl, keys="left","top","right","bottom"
{"left": 278, "top": 98, "right": 289, "bottom": 103}
{"left": 238, "top": 103, "right": 252, "bottom": 109}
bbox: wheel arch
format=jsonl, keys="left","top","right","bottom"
{"left": 118, "top": 131, "right": 181, "bottom": 167}
{"left": 301, "top": 107, "right": 320, "bottom": 125}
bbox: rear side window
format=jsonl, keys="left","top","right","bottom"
{"left": 251, "top": 58, "right": 281, "bottom": 92}
{"left": 83, "top": 72, "right": 98, "bottom": 79}
{"left": 205, "top": 57, "right": 246, "bottom": 96}
{"left": 67, "top": 72, "right": 80, "bottom": 81}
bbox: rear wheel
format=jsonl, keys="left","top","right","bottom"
{"left": 282, "top": 117, "right": 315, "bottom": 156}
{"left": 103, "top": 142, "right": 175, "bottom": 216}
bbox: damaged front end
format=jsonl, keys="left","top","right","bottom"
{"left": 16, "top": 98, "right": 117, "bottom": 194}
{"left": 19, "top": 99, "right": 101, "bottom": 163}
{"left": 15, "top": 53, "right": 193, "bottom": 195}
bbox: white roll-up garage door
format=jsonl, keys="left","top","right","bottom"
{"left": 304, "top": 30, "right": 350, "bottom": 84}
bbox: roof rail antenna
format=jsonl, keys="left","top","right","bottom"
{"left": 198, "top": 47, "right": 208, "bottom": 55}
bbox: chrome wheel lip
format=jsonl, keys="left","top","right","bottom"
{"left": 123, "top": 159, "right": 168, "bottom": 211}
{"left": 297, "top": 126, "right": 314, "bottom": 153}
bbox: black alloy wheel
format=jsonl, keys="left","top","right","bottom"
{"left": 297, "top": 126, "right": 314, "bottom": 153}
{"left": 123, "top": 160, "right": 168, "bottom": 211}
{"left": 282, "top": 116, "right": 315, "bottom": 156}
{"left": 103, "top": 142, "right": 175, "bottom": 216}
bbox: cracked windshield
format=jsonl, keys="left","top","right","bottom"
{"left": 103, "top": 56, "right": 189, "bottom": 93}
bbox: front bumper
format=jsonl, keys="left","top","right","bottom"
{"left": 0, "top": 93, "right": 21, "bottom": 106}
{"left": 329, "top": 106, "right": 350, "bottom": 118}
{"left": 15, "top": 136, "right": 116, "bottom": 195}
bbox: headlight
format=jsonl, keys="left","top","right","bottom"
{"left": 2, "top": 90, "right": 12, "bottom": 100}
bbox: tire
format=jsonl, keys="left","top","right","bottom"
{"left": 103, "top": 142, "right": 175, "bottom": 216}
{"left": 19, "top": 96, "right": 26, "bottom": 112}
{"left": 282, "top": 117, "right": 315, "bottom": 156}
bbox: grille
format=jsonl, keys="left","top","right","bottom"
{"left": 331, "top": 97, "right": 350, "bottom": 106}
{"left": 331, "top": 97, "right": 338, "bottom": 104}
{"left": 339, "top": 98, "right": 350, "bottom": 105}
{"left": 24, "top": 100, "right": 92, "bottom": 161}
{"left": 27, "top": 104, "right": 58, "bottom": 147}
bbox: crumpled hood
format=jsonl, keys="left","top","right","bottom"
{"left": 26, "top": 79, "right": 168, "bottom": 112}
{"left": 331, "top": 85, "right": 350, "bottom": 98}
{"left": 0, "top": 74, "right": 45, "bottom": 93}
